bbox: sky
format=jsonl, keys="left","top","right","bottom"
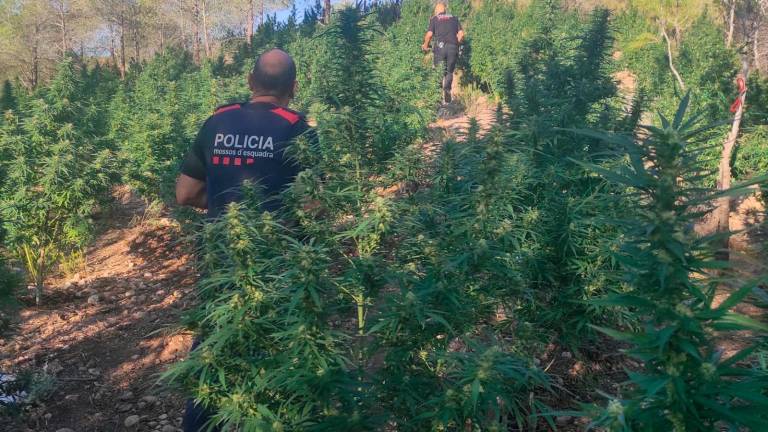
{"left": 273, "top": 0, "right": 348, "bottom": 22}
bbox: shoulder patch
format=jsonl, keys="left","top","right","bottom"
{"left": 271, "top": 107, "right": 301, "bottom": 125}
{"left": 213, "top": 103, "right": 242, "bottom": 115}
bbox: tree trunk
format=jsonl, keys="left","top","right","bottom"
{"left": 246, "top": 0, "right": 254, "bottom": 46}
{"left": 661, "top": 26, "right": 686, "bottom": 91}
{"left": 119, "top": 16, "right": 127, "bottom": 79}
{"left": 755, "top": 26, "right": 762, "bottom": 71}
{"left": 202, "top": 0, "right": 211, "bottom": 58}
{"left": 178, "top": 0, "right": 187, "bottom": 50}
{"left": 110, "top": 26, "right": 119, "bottom": 71}
{"left": 59, "top": 9, "right": 68, "bottom": 57}
{"left": 324, "top": 0, "right": 332, "bottom": 24}
{"left": 715, "top": 59, "right": 750, "bottom": 261}
{"left": 160, "top": 22, "right": 165, "bottom": 52}
{"left": 32, "top": 22, "right": 40, "bottom": 88}
{"left": 134, "top": 25, "right": 141, "bottom": 64}
{"left": 192, "top": 0, "right": 201, "bottom": 64}
{"left": 260, "top": 0, "right": 265, "bottom": 28}
{"left": 727, "top": 0, "right": 736, "bottom": 48}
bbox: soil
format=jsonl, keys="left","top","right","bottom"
{"left": 0, "top": 187, "right": 198, "bottom": 432}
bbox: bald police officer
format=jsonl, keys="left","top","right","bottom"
{"left": 176, "top": 48, "right": 310, "bottom": 217}
{"left": 176, "top": 48, "right": 311, "bottom": 432}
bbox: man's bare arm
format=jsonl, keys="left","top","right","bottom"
{"left": 176, "top": 174, "right": 207, "bottom": 209}
{"left": 422, "top": 31, "right": 433, "bottom": 51}
{"left": 457, "top": 29, "right": 465, "bottom": 43}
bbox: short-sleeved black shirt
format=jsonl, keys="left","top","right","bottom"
{"left": 180, "top": 101, "right": 311, "bottom": 218}
{"left": 427, "top": 13, "right": 462, "bottom": 46}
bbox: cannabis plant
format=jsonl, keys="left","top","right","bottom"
{"left": 0, "top": 61, "right": 114, "bottom": 305}
{"left": 580, "top": 95, "right": 768, "bottom": 431}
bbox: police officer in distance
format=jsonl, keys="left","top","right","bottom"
{"left": 421, "top": 2, "right": 465, "bottom": 104}
{"left": 175, "top": 48, "right": 312, "bottom": 432}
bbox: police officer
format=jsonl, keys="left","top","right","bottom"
{"left": 176, "top": 48, "right": 310, "bottom": 217}
{"left": 421, "top": 2, "right": 465, "bottom": 104}
{"left": 175, "top": 48, "right": 312, "bottom": 432}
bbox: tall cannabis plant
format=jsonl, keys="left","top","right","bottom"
{"left": 0, "top": 61, "right": 114, "bottom": 305}
{"left": 581, "top": 95, "right": 768, "bottom": 431}
{"left": 372, "top": 122, "right": 552, "bottom": 431}
{"left": 0, "top": 105, "right": 112, "bottom": 305}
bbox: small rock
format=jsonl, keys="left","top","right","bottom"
{"left": 143, "top": 272, "right": 153, "bottom": 279}
{"left": 87, "top": 294, "right": 100, "bottom": 305}
{"left": 44, "top": 413, "right": 52, "bottom": 421}
{"left": 64, "top": 394, "right": 79, "bottom": 401}
{"left": 556, "top": 416, "right": 572, "bottom": 426}
{"left": 124, "top": 415, "right": 141, "bottom": 428}
{"left": 55, "top": 429, "right": 75, "bottom": 432}
{"left": 46, "top": 359, "right": 64, "bottom": 375}
{"left": 87, "top": 368, "right": 101, "bottom": 376}
{"left": 155, "top": 289, "right": 166, "bottom": 297}
{"left": 158, "top": 413, "right": 168, "bottom": 420}
{"left": 160, "top": 420, "right": 170, "bottom": 425}
{"left": 124, "top": 290, "right": 136, "bottom": 298}
{"left": 119, "top": 391, "right": 134, "bottom": 401}
{"left": 142, "top": 395, "right": 158, "bottom": 404}
{"left": 137, "top": 401, "right": 147, "bottom": 409}
{"left": 118, "top": 403, "right": 133, "bottom": 412}
{"left": 148, "top": 421, "right": 158, "bottom": 427}
{"left": 561, "top": 351, "right": 572, "bottom": 359}
{"left": 161, "top": 425, "right": 177, "bottom": 432}
{"left": 131, "top": 354, "right": 140, "bottom": 360}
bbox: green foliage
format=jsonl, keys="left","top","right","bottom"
{"left": 113, "top": 49, "right": 214, "bottom": 200}
{"left": 0, "top": 80, "right": 16, "bottom": 113}
{"left": 167, "top": 8, "right": 551, "bottom": 430}
{"left": 613, "top": 9, "right": 740, "bottom": 185}
{"left": 0, "top": 256, "right": 20, "bottom": 310}
{"left": 480, "top": 0, "right": 633, "bottom": 344}
{"left": 735, "top": 74, "right": 768, "bottom": 192}
{"left": 0, "top": 60, "right": 115, "bottom": 304}
{"left": 0, "top": 1, "right": 764, "bottom": 429}
{"left": 466, "top": 0, "right": 522, "bottom": 97}
{"left": 581, "top": 96, "right": 768, "bottom": 431}
{"left": 375, "top": 0, "right": 441, "bottom": 130}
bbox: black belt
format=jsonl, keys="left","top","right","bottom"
{"left": 436, "top": 41, "right": 457, "bottom": 49}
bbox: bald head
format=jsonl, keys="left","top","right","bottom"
{"left": 249, "top": 49, "right": 297, "bottom": 99}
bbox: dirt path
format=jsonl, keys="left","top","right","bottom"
{"left": 1, "top": 188, "right": 198, "bottom": 432}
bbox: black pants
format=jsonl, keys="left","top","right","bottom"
{"left": 434, "top": 43, "right": 458, "bottom": 93}
{"left": 182, "top": 338, "right": 221, "bottom": 432}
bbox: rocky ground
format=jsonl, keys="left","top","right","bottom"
{"left": 0, "top": 188, "right": 199, "bottom": 432}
